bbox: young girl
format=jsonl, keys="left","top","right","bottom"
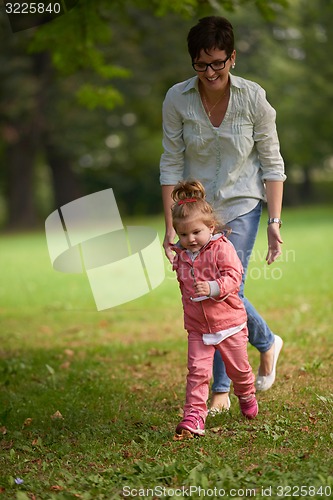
{"left": 171, "top": 180, "right": 258, "bottom": 439}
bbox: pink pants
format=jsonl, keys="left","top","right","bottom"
{"left": 184, "top": 326, "right": 255, "bottom": 421}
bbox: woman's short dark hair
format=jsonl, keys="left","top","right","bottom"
{"left": 187, "top": 16, "right": 234, "bottom": 62}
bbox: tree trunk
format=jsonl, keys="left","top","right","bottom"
{"left": 5, "top": 126, "right": 39, "bottom": 230}
{"left": 3, "top": 51, "right": 83, "bottom": 228}
{"left": 45, "top": 143, "right": 83, "bottom": 208}
{"left": 299, "top": 167, "right": 313, "bottom": 202}
{"left": 37, "top": 51, "right": 83, "bottom": 209}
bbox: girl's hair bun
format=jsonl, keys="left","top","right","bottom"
{"left": 171, "top": 179, "right": 230, "bottom": 236}
{"left": 171, "top": 180, "right": 206, "bottom": 203}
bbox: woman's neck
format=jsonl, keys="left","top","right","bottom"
{"left": 198, "top": 78, "right": 230, "bottom": 102}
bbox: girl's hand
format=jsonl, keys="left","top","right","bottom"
{"left": 195, "top": 281, "right": 210, "bottom": 297}
{"left": 266, "top": 224, "right": 283, "bottom": 265}
{"left": 163, "top": 229, "right": 176, "bottom": 264}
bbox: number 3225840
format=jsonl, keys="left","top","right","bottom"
{"left": 5, "top": 3, "right": 61, "bottom": 15}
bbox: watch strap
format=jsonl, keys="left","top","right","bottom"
{"left": 268, "top": 217, "right": 282, "bottom": 227}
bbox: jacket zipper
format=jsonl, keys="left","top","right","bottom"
{"left": 190, "top": 264, "right": 211, "bottom": 332}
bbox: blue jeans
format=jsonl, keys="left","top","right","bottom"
{"left": 212, "top": 201, "right": 275, "bottom": 393}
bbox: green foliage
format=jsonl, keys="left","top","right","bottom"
{"left": 253, "top": 0, "right": 289, "bottom": 20}
{"left": 266, "top": 0, "right": 333, "bottom": 171}
{"left": 1, "top": 0, "right": 333, "bottom": 229}
{"left": 27, "top": 1, "right": 131, "bottom": 112}
{"left": 28, "top": 1, "right": 113, "bottom": 74}
{"left": 219, "top": 0, "right": 333, "bottom": 182}
{"left": 76, "top": 83, "right": 124, "bottom": 110}
{"left": 27, "top": 0, "right": 289, "bottom": 109}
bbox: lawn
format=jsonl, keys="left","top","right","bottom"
{"left": 0, "top": 205, "right": 333, "bottom": 499}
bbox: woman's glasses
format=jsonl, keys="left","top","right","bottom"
{"left": 192, "top": 56, "right": 230, "bottom": 72}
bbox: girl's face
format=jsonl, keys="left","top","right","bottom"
{"left": 194, "top": 47, "right": 236, "bottom": 93}
{"left": 176, "top": 218, "right": 214, "bottom": 253}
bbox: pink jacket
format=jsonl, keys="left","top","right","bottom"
{"left": 172, "top": 234, "right": 247, "bottom": 334}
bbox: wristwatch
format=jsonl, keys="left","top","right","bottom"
{"left": 268, "top": 217, "right": 282, "bottom": 227}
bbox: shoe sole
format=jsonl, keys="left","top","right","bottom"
{"left": 173, "top": 429, "right": 195, "bottom": 440}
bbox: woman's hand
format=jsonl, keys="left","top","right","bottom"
{"left": 266, "top": 224, "right": 283, "bottom": 265}
{"left": 163, "top": 229, "right": 176, "bottom": 264}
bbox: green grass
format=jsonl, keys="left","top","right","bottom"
{"left": 1, "top": 206, "right": 333, "bottom": 499}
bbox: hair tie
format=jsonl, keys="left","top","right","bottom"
{"left": 178, "top": 198, "right": 197, "bottom": 205}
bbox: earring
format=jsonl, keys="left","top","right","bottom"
{"left": 232, "top": 63, "right": 236, "bottom": 69}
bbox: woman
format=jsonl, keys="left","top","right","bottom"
{"left": 159, "top": 16, "right": 286, "bottom": 412}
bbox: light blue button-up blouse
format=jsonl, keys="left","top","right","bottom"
{"left": 159, "top": 74, "right": 286, "bottom": 224}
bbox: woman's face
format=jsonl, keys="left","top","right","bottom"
{"left": 194, "top": 47, "right": 236, "bottom": 93}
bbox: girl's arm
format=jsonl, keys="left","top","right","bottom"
{"left": 195, "top": 240, "right": 243, "bottom": 297}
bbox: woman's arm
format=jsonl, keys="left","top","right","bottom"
{"left": 253, "top": 89, "right": 285, "bottom": 265}
{"left": 162, "top": 184, "right": 177, "bottom": 263}
{"left": 160, "top": 87, "right": 186, "bottom": 263}
{"left": 265, "top": 180, "right": 284, "bottom": 265}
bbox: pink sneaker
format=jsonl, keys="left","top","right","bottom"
{"left": 175, "top": 412, "right": 205, "bottom": 439}
{"left": 239, "top": 395, "right": 258, "bottom": 419}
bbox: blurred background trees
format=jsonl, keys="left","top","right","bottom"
{"left": 0, "top": 0, "right": 332, "bottom": 230}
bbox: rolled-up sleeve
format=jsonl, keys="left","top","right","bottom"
{"left": 159, "top": 88, "right": 185, "bottom": 185}
{"left": 253, "top": 88, "right": 286, "bottom": 183}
